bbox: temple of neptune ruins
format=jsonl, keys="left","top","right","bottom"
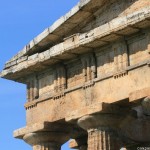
{"left": 1, "top": 0, "right": 150, "bottom": 149}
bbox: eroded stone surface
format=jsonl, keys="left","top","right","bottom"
{"left": 1, "top": 0, "right": 150, "bottom": 149}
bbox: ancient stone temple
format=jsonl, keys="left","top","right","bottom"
{"left": 1, "top": 0, "right": 150, "bottom": 149}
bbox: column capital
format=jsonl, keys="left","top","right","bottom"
{"left": 23, "top": 131, "right": 71, "bottom": 150}
{"left": 78, "top": 114, "right": 124, "bottom": 131}
{"left": 23, "top": 132, "right": 69, "bottom": 146}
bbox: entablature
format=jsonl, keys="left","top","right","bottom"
{"left": 4, "top": 0, "right": 107, "bottom": 62}
{"left": 1, "top": 3, "right": 150, "bottom": 82}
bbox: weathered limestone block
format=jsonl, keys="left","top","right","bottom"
{"left": 54, "top": 64, "right": 66, "bottom": 94}
{"left": 81, "top": 53, "right": 97, "bottom": 82}
{"left": 63, "top": 34, "right": 79, "bottom": 50}
{"left": 27, "top": 75, "right": 39, "bottom": 102}
{"left": 113, "top": 41, "right": 128, "bottom": 72}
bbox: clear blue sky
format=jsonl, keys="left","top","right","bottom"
{"left": 0, "top": 0, "right": 79, "bottom": 149}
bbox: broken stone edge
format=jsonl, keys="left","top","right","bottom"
{"left": 5, "top": 0, "right": 91, "bottom": 62}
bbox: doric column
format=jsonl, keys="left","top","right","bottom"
{"left": 87, "top": 127, "right": 121, "bottom": 150}
{"left": 23, "top": 132, "right": 69, "bottom": 150}
{"left": 78, "top": 114, "right": 124, "bottom": 150}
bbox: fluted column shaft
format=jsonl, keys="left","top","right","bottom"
{"left": 33, "top": 143, "right": 60, "bottom": 150}
{"left": 88, "top": 128, "right": 120, "bottom": 150}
